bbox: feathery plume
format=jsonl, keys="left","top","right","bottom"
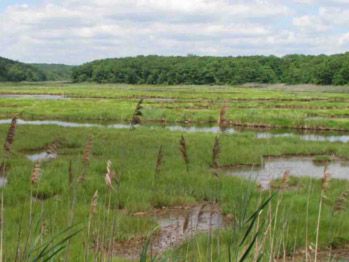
{"left": 0, "top": 161, "right": 7, "bottom": 177}
{"left": 219, "top": 105, "right": 229, "bottom": 127}
{"left": 83, "top": 135, "right": 93, "bottom": 165}
{"left": 68, "top": 160, "right": 73, "bottom": 186}
{"left": 155, "top": 145, "right": 164, "bottom": 177}
{"left": 31, "top": 161, "right": 41, "bottom": 185}
{"left": 334, "top": 189, "right": 349, "bottom": 213}
{"left": 3, "top": 116, "right": 17, "bottom": 154}
{"left": 46, "top": 141, "right": 59, "bottom": 155}
{"left": 179, "top": 135, "right": 189, "bottom": 172}
{"left": 212, "top": 136, "right": 220, "bottom": 168}
{"left": 321, "top": 166, "right": 331, "bottom": 192}
{"left": 281, "top": 170, "right": 290, "bottom": 190}
{"left": 105, "top": 160, "right": 114, "bottom": 189}
{"left": 90, "top": 190, "right": 98, "bottom": 215}
{"left": 131, "top": 99, "right": 144, "bottom": 127}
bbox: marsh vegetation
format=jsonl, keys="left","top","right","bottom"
{"left": 1, "top": 83, "right": 349, "bottom": 261}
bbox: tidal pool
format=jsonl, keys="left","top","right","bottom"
{"left": 27, "top": 152, "right": 58, "bottom": 162}
{"left": 227, "top": 157, "right": 349, "bottom": 189}
{"left": 0, "top": 94, "right": 65, "bottom": 100}
{"left": 0, "top": 177, "right": 7, "bottom": 188}
{"left": 1, "top": 118, "right": 349, "bottom": 143}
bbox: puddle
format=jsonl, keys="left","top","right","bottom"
{"left": 0, "top": 94, "right": 65, "bottom": 100}
{"left": 0, "top": 177, "right": 7, "bottom": 188}
{"left": 226, "top": 157, "right": 349, "bottom": 189}
{"left": 152, "top": 204, "right": 224, "bottom": 254}
{"left": 0, "top": 119, "right": 130, "bottom": 129}
{"left": 116, "top": 204, "right": 224, "bottom": 259}
{"left": 165, "top": 125, "right": 235, "bottom": 134}
{"left": 27, "top": 152, "right": 57, "bottom": 162}
{"left": 256, "top": 132, "right": 349, "bottom": 143}
{"left": 1, "top": 118, "right": 349, "bottom": 143}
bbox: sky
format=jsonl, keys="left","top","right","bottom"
{"left": 0, "top": 0, "right": 349, "bottom": 65}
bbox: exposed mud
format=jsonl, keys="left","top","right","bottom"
{"left": 113, "top": 203, "right": 225, "bottom": 259}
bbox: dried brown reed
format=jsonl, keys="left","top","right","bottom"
{"left": 46, "top": 140, "right": 59, "bottom": 155}
{"left": 321, "top": 167, "right": 331, "bottom": 192}
{"left": 31, "top": 161, "right": 41, "bottom": 185}
{"left": 80, "top": 135, "right": 93, "bottom": 181}
{"left": 0, "top": 162, "right": 7, "bottom": 177}
{"left": 219, "top": 105, "right": 229, "bottom": 127}
{"left": 68, "top": 160, "right": 73, "bottom": 187}
{"left": 179, "top": 135, "right": 189, "bottom": 172}
{"left": 183, "top": 212, "right": 190, "bottom": 233}
{"left": 155, "top": 145, "right": 164, "bottom": 177}
{"left": 281, "top": 170, "right": 290, "bottom": 190}
{"left": 212, "top": 136, "right": 220, "bottom": 168}
{"left": 315, "top": 166, "right": 331, "bottom": 262}
{"left": 105, "top": 160, "right": 114, "bottom": 190}
{"left": 3, "top": 116, "right": 17, "bottom": 154}
{"left": 131, "top": 99, "right": 143, "bottom": 126}
{"left": 333, "top": 189, "right": 349, "bottom": 213}
{"left": 83, "top": 136, "right": 93, "bottom": 165}
{"left": 90, "top": 190, "right": 98, "bottom": 215}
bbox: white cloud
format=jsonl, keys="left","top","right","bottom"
{"left": 0, "top": 0, "right": 348, "bottom": 64}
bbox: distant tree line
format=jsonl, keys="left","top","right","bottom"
{"left": 30, "top": 64, "right": 75, "bottom": 81}
{"left": 72, "top": 53, "right": 349, "bottom": 85}
{"left": 0, "top": 57, "right": 47, "bottom": 82}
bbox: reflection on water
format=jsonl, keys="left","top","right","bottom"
{"left": 1, "top": 118, "right": 349, "bottom": 143}
{"left": 227, "top": 157, "right": 349, "bottom": 189}
{"left": 0, "top": 177, "right": 7, "bottom": 188}
{"left": 153, "top": 204, "right": 223, "bottom": 254}
{"left": 0, "top": 94, "right": 65, "bottom": 100}
{"left": 27, "top": 152, "right": 58, "bottom": 162}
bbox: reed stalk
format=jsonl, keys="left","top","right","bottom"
{"left": 314, "top": 167, "right": 331, "bottom": 262}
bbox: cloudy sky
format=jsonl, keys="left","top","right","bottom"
{"left": 0, "top": 0, "right": 349, "bottom": 65}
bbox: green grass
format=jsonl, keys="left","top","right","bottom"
{"left": 1, "top": 83, "right": 349, "bottom": 260}
{"left": 2, "top": 83, "right": 349, "bottom": 130}
{"left": 1, "top": 124, "right": 349, "bottom": 260}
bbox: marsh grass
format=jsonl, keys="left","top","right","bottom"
{"left": 0, "top": 113, "right": 349, "bottom": 260}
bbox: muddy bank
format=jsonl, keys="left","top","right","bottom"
{"left": 113, "top": 203, "right": 225, "bottom": 259}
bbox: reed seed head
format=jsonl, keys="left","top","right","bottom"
{"left": 334, "top": 189, "right": 349, "bottom": 213}
{"left": 281, "top": 170, "right": 290, "bottom": 190}
{"left": 90, "top": 190, "right": 98, "bottom": 215}
{"left": 212, "top": 136, "right": 220, "bottom": 168}
{"left": 31, "top": 161, "right": 41, "bottom": 185}
{"left": 321, "top": 166, "right": 331, "bottom": 192}
{"left": 83, "top": 135, "right": 93, "bottom": 165}
{"left": 4, "top": 116, "right": 17, "bottom": 154}
{"left": 219, "top": 105, "right": 229, "bottom": 126}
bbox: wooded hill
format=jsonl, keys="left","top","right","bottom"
{"left": 72, "top": 53, "right": 349, "bottom": 85}
{"left": 0, "top": 56, "right": 46, "bottom": 81}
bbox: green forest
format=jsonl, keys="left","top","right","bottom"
{"left": 2, "top": 53, "right": 349, "bottom": 85}
{"left": 0, "top": 56, "right": 46, "bottom": 81}
{"left": 30, "top": 63, "right": 75, "bottom": 81}
{"left": 0, "top": 57, "right": 74, "bottom": 82}
{"left": 72, "top": 53, "right": 349, "bottom": 85}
